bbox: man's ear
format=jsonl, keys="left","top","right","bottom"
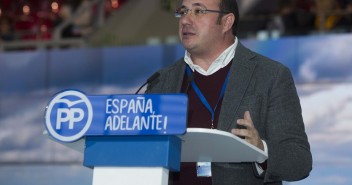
{"left": 222, "top": 13, "right": 235, "bottom": 33}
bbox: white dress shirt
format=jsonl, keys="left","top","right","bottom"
{"left": 184, "top": 37, "right": 238, "bottom": 76}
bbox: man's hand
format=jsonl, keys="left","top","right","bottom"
{"left": 231, "top": 111, "right": 264, "bottom": 151}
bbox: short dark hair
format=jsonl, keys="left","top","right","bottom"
{"left": 218, "top": 0, "right": 240, "bottom": 36}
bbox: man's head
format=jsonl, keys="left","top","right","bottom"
{"left": 176, "top": 0, "right": 239, "bottom": 55}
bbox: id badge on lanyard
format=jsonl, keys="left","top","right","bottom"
{"left": 197, "top": 162, "right": 212, "bottom": 177}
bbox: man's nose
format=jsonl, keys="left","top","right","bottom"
{"left": 179, "top": 13, "right": 193, "bottom": 26}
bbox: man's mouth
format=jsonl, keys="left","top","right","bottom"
{"left": 183, "top": 32, "right": 194, "bottom": 36}
{"left": 182, "top": 31, "right": 195, "bottom": 36}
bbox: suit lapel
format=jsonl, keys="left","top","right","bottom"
{"left": 217, "top": 43, "right": 257, "bottom": 132}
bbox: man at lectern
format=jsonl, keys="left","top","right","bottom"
{"left": 146, "top": 0, "right": 312, "bottom": 184}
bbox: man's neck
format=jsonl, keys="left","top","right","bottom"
{"left": 191, "top": 40, "right": 234, "bottom": 71}
{"left": 191, "top": 54, "right": 217, "bottom": 71}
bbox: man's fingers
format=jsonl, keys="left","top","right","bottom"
{"left": 231, "top": 128, "right": 248, "bottom": 137}
{"left": 236, "top": 118, "right": 245, "bottom": 125}
{"left": 244, "top": 111, "right": 252, "bottom": 122}
{"left": 237, "top": 111, "right": 253, "bottom": 128}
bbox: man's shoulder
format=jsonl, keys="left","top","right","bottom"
{"left": 253, "top": 52, "right": 286, "bottom": 70}
{"left": 238, "top": 43, "right": 288, "bottom": 71}
{"left": 158, "top": 58, "right": 185, "bottom": 74}
{"left": 240, "top": 44, "right": 282, "bottom": 64}
{"left": 146, "top": 59, "right": 185, "bottom": 94}
{"left": 236, "top": 43, "right": 291, "bottom": 80}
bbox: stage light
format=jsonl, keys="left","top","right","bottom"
{"left": 51, "top": 2, "right": 59, "bottom": 13}
{"left": 111, "top": 0, "right": 119, "bottom": 9}
{"left": 23, "top": 5, "right": 30, "bottom": 15}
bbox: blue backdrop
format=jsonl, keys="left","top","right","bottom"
{"left": 1, "top": 33, "right": 352, "bottom": 185}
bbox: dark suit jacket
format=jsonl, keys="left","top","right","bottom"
{"left": 146, "top": 42, "right": 312, "bottom": 185}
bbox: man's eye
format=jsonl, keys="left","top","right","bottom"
{"left": 194, "top": 9, "right": 203, "bottom": 15}
{"left": 179, "top": 9, "right": 188, "bottom": 15}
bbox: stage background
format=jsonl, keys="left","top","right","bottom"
{"left": 0, "top": 33, "right": 352, "bottom": 185}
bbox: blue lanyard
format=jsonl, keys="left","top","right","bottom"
{"left": 186, "top": 66, "right": 231, "bottom": 129}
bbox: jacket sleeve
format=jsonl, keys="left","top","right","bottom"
{"left": 264, "top": 66, "right": 312, "bottom": 183}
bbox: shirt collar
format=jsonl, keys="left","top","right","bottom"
{"left": 184, "top": 37, "right": 238, "bottom": 76}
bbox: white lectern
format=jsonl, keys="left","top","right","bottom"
{"left": 181, "top": 128, "right": 267, "bottom": 163}
{"left": 45, "top": 128, "right": 267, "bottom": 185}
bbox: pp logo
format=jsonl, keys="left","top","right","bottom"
{"left": 45, "top": 90, "right": 93, "bottom": 142}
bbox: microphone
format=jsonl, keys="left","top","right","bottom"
{"left": 135, "top": 72, "right": 160, "bottom": 94}
{"left": 183, "top": 72, "right": 194, "bottom": 94}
